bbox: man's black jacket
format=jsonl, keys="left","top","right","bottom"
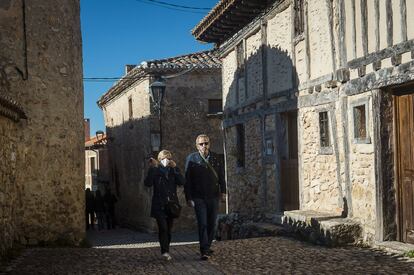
{"left": 184, "top": 151, "right": 226, "bottom": 201}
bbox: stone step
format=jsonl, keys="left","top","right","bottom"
{"left": 216, "top": 213, "right": 286, "bottom": 241}
{"left": 281, "top": 210, "right": 362, "bottom": 246}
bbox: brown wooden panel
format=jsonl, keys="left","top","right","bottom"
{"left": 396, "top": 93, "right": 414, "bottom": 244}
{"left": 280, "top": 111, "right": 299, "bottom": 211}
{"left": 281, "top": 159, "right": 299, "bottom": 211}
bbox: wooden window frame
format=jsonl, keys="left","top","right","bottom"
{"left": 294, "top": 0, "right": 305, "bottom": 37}
{"left": 351, "top": 99, "right": 371, "bottom": 144}
{"left": 318, "top": 110, "right": 333, "bottom": 155}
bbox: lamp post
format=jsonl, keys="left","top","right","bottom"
{"left": 149, "top": 79, "right": 166, "bottom": 152}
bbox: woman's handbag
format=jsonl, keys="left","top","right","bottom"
{"left": 166, "top": 200, "right": 181, "bottom": 218}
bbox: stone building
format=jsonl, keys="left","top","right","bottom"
{"left": 84, "top": 121, "right": 109, "bottom": 192}
{"left": 0, "top": 0, "right": 84, "bottom": 257}
{"left": 193, "top": 0, "right": 414, "bottom": 245}
{"left": 97, "top": 50, "right": 223, "bottom": 231}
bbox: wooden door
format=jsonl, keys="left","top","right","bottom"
{"left": 395, "top": 93, "right": 414, "bottom": 244}
{"left": 280, "top": 111, "right": 299, "bottom": 211}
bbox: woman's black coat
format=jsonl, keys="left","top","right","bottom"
{"left": 144, "top": 166, "right": 185, "bottom": 218}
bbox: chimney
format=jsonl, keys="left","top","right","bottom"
{"left": 84, "top": 118, "right": 90, "bottom": 141}
{"left": 125, "top": 64, "right": 136, "bottom": 74}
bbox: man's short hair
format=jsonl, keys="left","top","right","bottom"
{"left": 196, "top": 134, "right": 209, "bottom": 143}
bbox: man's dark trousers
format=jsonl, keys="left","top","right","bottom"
{"left": 194, "top": 198, "right": 219, "bottom": 254}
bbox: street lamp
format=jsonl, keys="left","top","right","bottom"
{"left": 149, "top": 79, "right": 166, "bottom": 152}
{"left": 149, "top": 80, "right": 166, "bottom": 115}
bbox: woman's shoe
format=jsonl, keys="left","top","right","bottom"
{"left": 162, "top": 252, "right": 172, "bottom": 261}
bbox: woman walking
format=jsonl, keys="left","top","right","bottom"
{"left": 144, "top": 150, "right": 185, "bottom": 261}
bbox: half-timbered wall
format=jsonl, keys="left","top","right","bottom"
{"left": 219, "top": 0, "right": 414, "bottom": 242}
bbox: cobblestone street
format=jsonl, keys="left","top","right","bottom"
{"left": 1, "top": 228, "right": 414, "bottom": 274}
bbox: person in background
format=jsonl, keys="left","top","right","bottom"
{"left": 85, "top": 188, "right": 95, "bottom": 230}
{"left": 144, "top": 150, "right": 185, "bottom": 261}
{"left": 94, "top": 190, "right": 106, "bottom": 231}
{"left": 184, "top": 134, "right": 226, "bottom": 260}
{"left": 104, "top": 188, "right": 118, "bottom": 229}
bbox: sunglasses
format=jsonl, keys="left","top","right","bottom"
{"left": 198, "top": 142, "right": 209, "bottom": 146}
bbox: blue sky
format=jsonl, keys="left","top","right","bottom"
{"left": 81, "top": 0, "right": 217, "bottom": 136}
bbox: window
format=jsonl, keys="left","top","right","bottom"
{"left": 236, "top": 124, "right": 245, "bottom": 167}
{"left": 128, "top": 96, "right": 133, "bottom": 119}
{"left": 90, "top": 157, "right": 96, "bottom": 175}
{"left": 294, "top": 0, "right": 305, "bottom": 37}
{"left": 265, "top": 138, "right": 274, "bottom": 156}
{"left": 208, "top": 99, "right": 222, "bottom": 114}
{"left": 353, "top": 104, "right": 370, "bottom": 143}
{"left": 319, "top": 111, "right": 330, "bottom": 148}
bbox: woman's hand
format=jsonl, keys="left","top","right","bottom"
{"left": 168, "top": 160, "right": 176, "bottom": 168}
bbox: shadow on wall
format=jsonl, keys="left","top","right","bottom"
{"left": 104, "top": 81, "right": 224, "bottom": 232}
{"left": 223, "top": 44, "right": 300, "bottom": 214}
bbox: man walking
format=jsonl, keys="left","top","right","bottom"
{"left": 185, "top": 134, "right": 226, "bottom": 260}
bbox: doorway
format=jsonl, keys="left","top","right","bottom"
{"left": 395, "top": 89, "right": 414, "bottom": 244}
{"left": 280, "top": 111, "right": 300, "bottom": 211}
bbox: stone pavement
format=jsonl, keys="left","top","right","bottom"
{"left": 1, "top": 228, "right": 414, "bottom": 274}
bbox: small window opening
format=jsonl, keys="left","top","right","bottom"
{"left": 319, "top": 111, "right": 330, "bottom": 148}
{"left": 353, "top": 105, "right": 367, "bottom": 139}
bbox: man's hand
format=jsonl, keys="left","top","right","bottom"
{"left": 220, "top": 193, "right": 226, "bottom": 203}
{"left": 187, "top": 200, "right": 195, "bottom": 207}
{"left": 148, "top": 158, "right": 158, "bottom": 167}
{"left": 169, "top": 160, "right": 177, "bottom": 168}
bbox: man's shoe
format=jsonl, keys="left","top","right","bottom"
{"left": 200, "top": 254, "right": 209, "bottom": 261}
{"left": 162, "top": 252, "right": 172, "bottom": 261}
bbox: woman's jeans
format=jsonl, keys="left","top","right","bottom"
{"left": 155, "top": 215, "right": 174, "bottom": 254}
{"left": 193, "top": 198, "right": 219, "bottom": 254}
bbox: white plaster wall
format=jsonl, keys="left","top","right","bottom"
{"left": 345, "top": 0, "right": 356, "bottom": 61}
{"left": 379, "top": 0, "right": 388, "bottom": 50}
{"left": 367, "top": 0, "right": 377, "bottom": 53}
{"left": 267, "top": 5, "right": 293, "bottom": 94}
{"left": 222, "top": 50, "right": 237, "bottom": 109}
{"left": 355, "top": 0, "right": 364, "bottom": 57}
{"left": 308, "top": 0, "right": 333, "bottom": 79}
{"left": 406, "top": 0, "right": 414, "bottom": 40}
{"left": 392, "top": 0, "right": 403, "bottom": 44}
{"left": 246, "top": 29, "right": 263, "bottom": 100}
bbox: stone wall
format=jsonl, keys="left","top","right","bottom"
{"left": 347, "top": 93, "right": 376, "bottom": 241}
{"left": 103, "top": 79, "right": 153, "bottom": 231}
{"left": 0, "top": 0, "right": 84, "bottom": 256}
{"left": 102, "top": 70, "right": 223, "bottom": 232}
{"left": 299, "top": 103, "right": 342, "bottom": 213}
{"left": 0, "top": 117, "right": 19, "bottom": 257}
{"left": 225, "top": 117, "right": 263, "bottom": 214}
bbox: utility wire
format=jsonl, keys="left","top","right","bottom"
{"left": 140, "top": 0, "right": 211, "bottom": 10}
{"left": 135, "top": 0, "right": 209, "bottom": 14}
